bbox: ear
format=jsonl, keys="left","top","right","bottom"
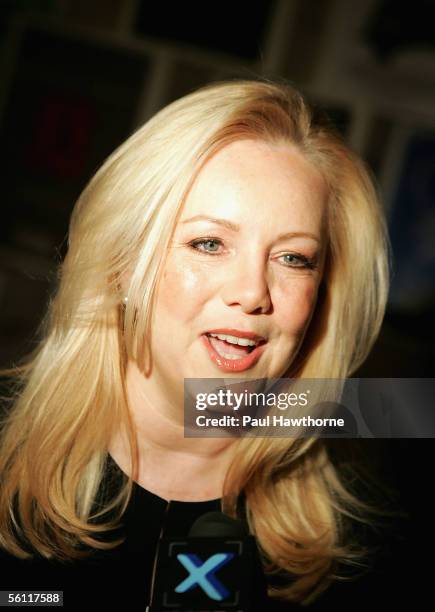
{"left": 116, "top": 271, "right": 132, "bottom": 303}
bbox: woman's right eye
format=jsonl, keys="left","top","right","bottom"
{"left": 188, "top": 238, "right": 223, "bottom": 254}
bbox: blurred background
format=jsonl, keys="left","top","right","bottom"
{"left": 0, "top": 0, "right": 434, "bottom": 605}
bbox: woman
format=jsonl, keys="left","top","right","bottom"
{"left": 0, "top": 78, "right": 395, "bottom": 609}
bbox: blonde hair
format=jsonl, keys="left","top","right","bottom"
{"left": 0, "top": 78, "right": 395, "bottom": 605}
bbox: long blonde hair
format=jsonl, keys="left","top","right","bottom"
{"left": 0, "top": 78, "right": 395, "bottom": 605}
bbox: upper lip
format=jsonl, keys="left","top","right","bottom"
{"left": 204, "top": 328, "right": 267, "bottom": 343}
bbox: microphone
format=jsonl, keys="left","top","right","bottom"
{"left": 148, "top": 511, "right": 269, "bottom": 611}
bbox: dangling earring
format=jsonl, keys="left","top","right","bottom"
{"left": 123, "top": 296, "right": 128, "bottom": 304}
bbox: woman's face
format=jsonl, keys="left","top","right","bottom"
{"left": 149, "top": 139, "right": 327, "bottom": 388}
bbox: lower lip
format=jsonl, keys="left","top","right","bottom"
{"left": 200, "top": 334, "right": 266, "bottom": 373}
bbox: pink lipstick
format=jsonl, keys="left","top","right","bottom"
{"left": 201, "top": 331, "right": 267, "bottom": 373}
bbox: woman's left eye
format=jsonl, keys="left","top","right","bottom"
{"left": 279, "top": 253, "right": 317, "bottom": 270}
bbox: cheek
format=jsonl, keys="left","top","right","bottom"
{"left": 275, "top": 281, "right": 318, "bottom": 335}
{"left": 156, "top": 256, "right": 211, "bottom": 316}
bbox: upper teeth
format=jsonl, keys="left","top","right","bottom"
{"left": 209, "top": 333, "right": 257, "bottom": 347}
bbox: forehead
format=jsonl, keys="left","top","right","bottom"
{"left": 179, "top": 139, "right": 328, "bottom": 226}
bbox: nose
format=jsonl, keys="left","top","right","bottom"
{"left": 220, "top": 254, "right": 272, "bottom": 314}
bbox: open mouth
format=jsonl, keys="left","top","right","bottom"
{"left": 201, "top": 332, "right": 267, "bottom": 372}
{"left": 205, "top": 333, "right": 258, "bottom": 359}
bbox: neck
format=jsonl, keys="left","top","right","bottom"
{"left": 108, "top": 359, "right": 238, "bottom": 501}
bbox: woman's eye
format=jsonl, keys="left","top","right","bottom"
{"left": 187, "top": 240, "right": 317, "bottom": 269}
{"left": 189, "top": 238, "right": 223, "bottom": 254}
{"left": 280, "top": 253, "right": 317, "bottom": 270}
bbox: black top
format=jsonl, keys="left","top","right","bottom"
{"left": 0, "top": 453, "right": 297, "bottom": 611}
{"left": 0, "top": 447, "right": 414, "bottom": 610}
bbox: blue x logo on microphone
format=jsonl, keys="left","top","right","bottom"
{"left": 175, "top": 552, "right": 235, "bottom": 600}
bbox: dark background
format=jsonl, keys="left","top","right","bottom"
{"left": 0, "top": 0, "right": 434, "bottom": 607}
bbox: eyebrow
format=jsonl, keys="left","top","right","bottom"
{"left": 181, "top": 215, "right": 321, "bottom": 243}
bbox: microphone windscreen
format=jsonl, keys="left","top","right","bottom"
{"left": 188, "top": 511, "right": 249, "bottom": 538}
